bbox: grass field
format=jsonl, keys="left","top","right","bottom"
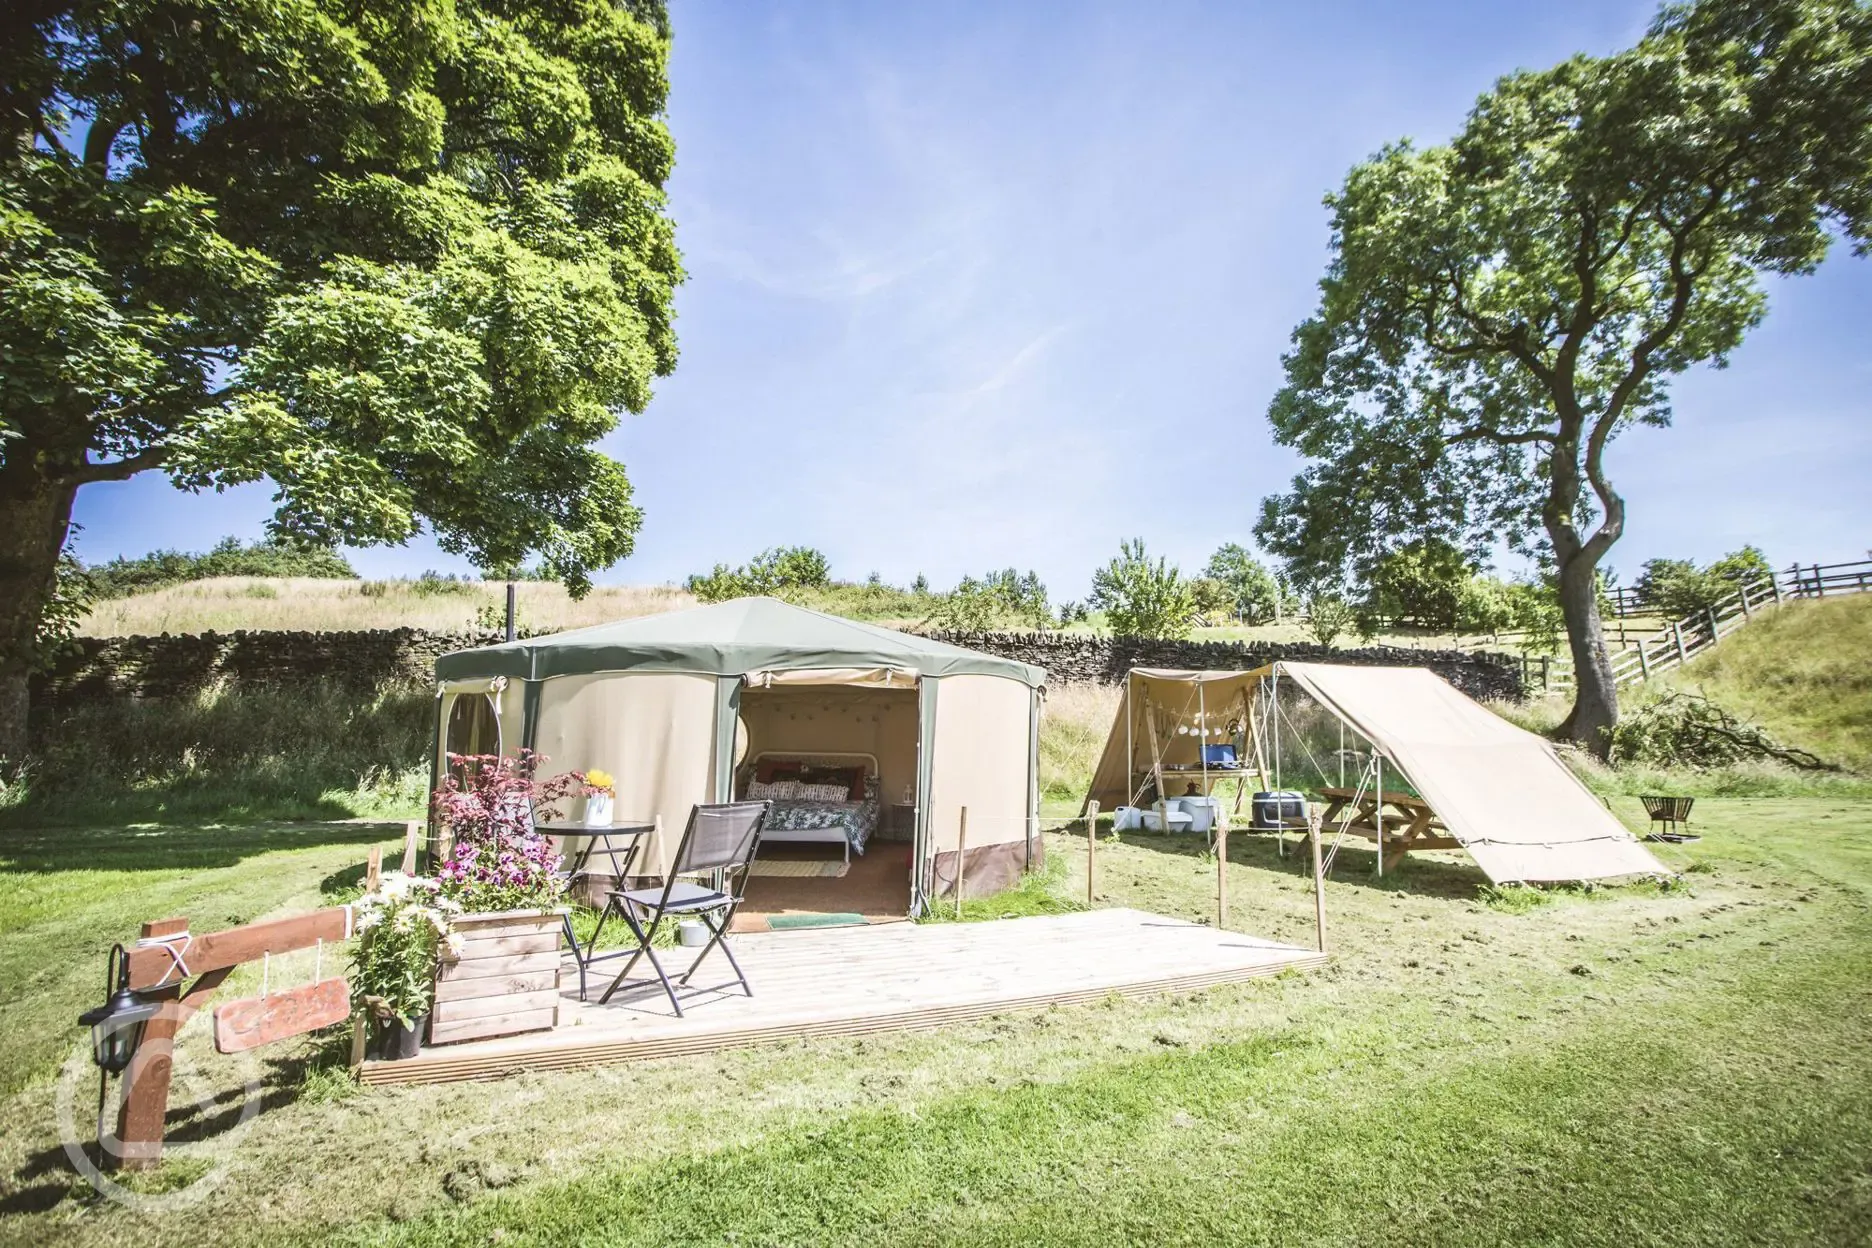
{"left": 1, "top": 800, "right": 1868, "bottom": 1246}
{"left": 78, "top": 578, "right": 696, "bottom": 638}
{"left": 3, "top": 594, "right": 1864, "bottom": 1243}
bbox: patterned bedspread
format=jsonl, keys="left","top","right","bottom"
{"left": 762, "top": 795, "right": 880, "bottom": 855}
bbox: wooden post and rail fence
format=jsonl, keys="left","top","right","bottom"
{"left": 1528, "top": 557, "right": 1872, "bottom": 695}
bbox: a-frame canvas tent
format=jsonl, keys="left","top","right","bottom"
{"left": 1083, "top": 662, "right": 1668, "bottom": 885}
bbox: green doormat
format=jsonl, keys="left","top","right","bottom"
{"left": 765, "top": 912, "right": 867, "bottom": 930}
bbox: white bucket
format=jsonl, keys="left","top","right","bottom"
{"left": 1112, "top": 806, "right": 1143, "bottom": 832}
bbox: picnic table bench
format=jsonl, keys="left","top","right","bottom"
{"left": 1317, "top": 786, "right": 1460, "bottom": 872}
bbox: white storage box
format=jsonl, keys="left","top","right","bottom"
{"left": 1141, "top": 804, "right": 1194, "bottom": 833}
{"left": 1179, "top": 796, "right": 1221, "bottom": 834}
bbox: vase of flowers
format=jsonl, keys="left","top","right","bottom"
{"left": 427, "top": 751, "right": 579, "bottom": 1045}
{"left": 584, "top": 768, "right": 615, "bottom": 826}
{"left": 350, "top": 873, "right": 461, "bottom": 1060}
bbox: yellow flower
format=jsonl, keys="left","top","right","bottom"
{"left": 586, "top": 768, "right": 614, "bottom": 792}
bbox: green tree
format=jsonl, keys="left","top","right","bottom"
{"left": 1201, "top": 543, "right": 1283, "bottom": 623}
{"left": 1636, "top": 545, "right": 1776, "bottom": 616}
{"left": 1253, "top": 0, "right": 1872, "bottom": 755}
{"left": 0, "top": 1, "right": 682, "bottom": 761}
{"left": 1090, "top": 539, "right": 1198, "bottom": 639}
{"left": 1362, "top": 539, "right": 1474, "bottom": 631}
{"left": 1304, "top": 593, "right": 1356, "bottom": 648}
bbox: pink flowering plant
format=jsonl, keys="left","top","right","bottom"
{"left": 431, "top": 751, "right": 583, "bottom": 912}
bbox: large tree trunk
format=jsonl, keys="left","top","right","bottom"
{"left": 1553, "top": 546, "right": 1618, "bottom": 757}
{"left": 0, "top": 472, "right": 79, "bottom": 765}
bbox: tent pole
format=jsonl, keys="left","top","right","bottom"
{"left": 1124, "top": 674, "right": 1133, "bottom": 809}
{"left": 1271, "top": 668, "right": 1281, "bottom": 793}
{"left": 1199, "top": 683, "right": 1210, "bottom": 846}
{"left": 1338, "top": 719, "right": 1344, "bottom": 788}
{"left": 1375, "top": 754, "right": 1384, "bottom": 878}
{"left": 1309, "top": 805, "right": 1327, "bottom": 953}
{"left": 1086, "top": 800, "right": 1099, "bottom": 904}
{"left": 1146, "top": 699, "right": 1169, "bottom": 834}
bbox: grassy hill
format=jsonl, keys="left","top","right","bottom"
{"left": 1656, "top": 593, "right": 1872, "bottom": 773}
{"left": 76, "top": 573, "right": 1562, "bottom": 656}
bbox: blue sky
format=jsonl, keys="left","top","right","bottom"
{"left": 71, "top": 0, "right": 1872, "bottom": 597}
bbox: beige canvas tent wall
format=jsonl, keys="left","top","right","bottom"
{"left": 1083, "top": 663, "right": 1668, "bottom": 885}
{"left": 432, "top": 598, "right": 1045, "bottom": 913}
{"left": 1082, "top": 668, "right": 1270, "bottom": 815}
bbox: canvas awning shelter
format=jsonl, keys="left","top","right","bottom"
{"left": 1084, "top": 662, "right": 1668, "bottom": 885}
{"left": 432, "top": 597, "right": 1045, "bottom": 913}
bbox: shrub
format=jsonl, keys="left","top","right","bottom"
{"left": 1091, "top": 539, "right": 1198, "bottom": 639}
{"left": 688, "top": 546, "right": 832, "bottom": 602}
{"left": 84, "top": 536, "right": 356, "bottom": 598}
{"left": 929, "top": 569, "right": 1052, "bottom": 631}
{"left": 1304, "top": 594, "right": 1355, "bottom": 647}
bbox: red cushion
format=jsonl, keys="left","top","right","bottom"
{"left": 756, "top": 760, "right": 803, "bottom": 784}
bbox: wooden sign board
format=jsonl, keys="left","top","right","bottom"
{"left": 214, "top": 977, "right": 351, "bottom": 1053}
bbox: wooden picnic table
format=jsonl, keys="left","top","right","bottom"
{"left": 1317, "top": 786, "right": 1460, "bottom": 872}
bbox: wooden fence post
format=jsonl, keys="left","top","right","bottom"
{"left": 955, "top": 807, "right": 968, "bottom": 919}
{"left": 1814, "top": 563, "right": 1826, "bottom": 597}
{"left": 1308, "top": 806, "right": 1327, "bottom": 954}
{"left": 114, "top": 917, "right": 233, "bottom": 1170}
{"left": 1739, "top": 582, "right": 1752, "bottom": 617}
{"left": 1085, "top": 800, "right": 1099, "bottom": 905}
{"left": 1706, "top": 606, "right": 1720, "bottom": 644}
{"left": 1673, "top": 621, "right": 1687, "bottom": 664}
{"left": 400, "top": 821, "right": 421, "bottom": 874}
{"left": 1774, "top": 566, "right": 1787, "bottom": 603}
{"left": 364, "top": 846, "right": 382, "bottom": 893}
{"left": 1637, "top": 640, "right": 1650, "bottom": 680}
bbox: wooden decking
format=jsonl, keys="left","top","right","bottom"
{"left": 359, "top": 908, "right": 1324, "bottom": 1086}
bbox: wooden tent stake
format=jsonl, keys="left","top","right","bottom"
{"left": 955, "top": 806, "right": 968, "bottom": 918}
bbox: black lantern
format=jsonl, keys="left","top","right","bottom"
{"left": 77, "top": 945, "right": 160, "bottom": 1075}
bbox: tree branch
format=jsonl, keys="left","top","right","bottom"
{"left": 64, "top": 446, "right": 169, "bottom": 485}
{"left": 1448, "top": 424, "right": 1555, "bottom": 446}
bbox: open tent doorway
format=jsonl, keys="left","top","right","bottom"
{"left": 730, "top": 679, "right": 921, "bottom": 930}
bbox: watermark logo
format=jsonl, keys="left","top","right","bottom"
{"left": 55, "top": 1022, "right": 261, "bottom": 1212}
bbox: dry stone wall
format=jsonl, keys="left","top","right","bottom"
{"left": 34, "top": 625, "right": 1524, "bottom": 707}
{"left": 922, "top": 630, "right": 1524, "bottom": 702}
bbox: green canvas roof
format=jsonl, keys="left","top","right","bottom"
{"left": 435, "top": 596, "right": 1047, "bottom": 687}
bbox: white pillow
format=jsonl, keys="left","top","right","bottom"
{"left": 747, "top": 778, "right": 800, "bottom": 801}
{"left": 795, "top": 781, "right": 852, "bottom": 802}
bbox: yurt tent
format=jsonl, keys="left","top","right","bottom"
{"left": 432, "top": 598, "right": 1046, "bottom": 913}
{"left": 1084, "top": 662, "right": 1668, "bottom": 885}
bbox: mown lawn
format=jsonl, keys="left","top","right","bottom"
{"left": 2, "top": 800, "right": 1869, "bottom": 1246}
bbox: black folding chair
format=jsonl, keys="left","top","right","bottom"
{"left": 596, "top": 801, "right": 770, "bottom": 1015}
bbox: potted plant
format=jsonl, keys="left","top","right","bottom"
{"left": 351, "top": 873, "right": 460, "bottom": 1060}
{"left": 428, "top": 751, "right": 582, "bottom": 1045}
{"left": 584, "top": 768, "right": 616, "bottom": 826}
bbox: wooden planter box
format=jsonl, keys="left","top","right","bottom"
{"left": 430, "top": 908, "right": 566, "bottom": 1046}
